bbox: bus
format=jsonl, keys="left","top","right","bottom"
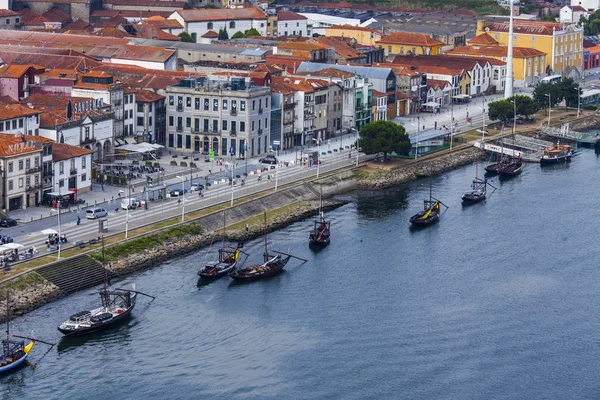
{"left": 540, "top": 75, "right": 562, "bottom": 85}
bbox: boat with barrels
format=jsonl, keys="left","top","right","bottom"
{"left": 540, "top": 144, "right": 572, "bottom": 165}
{"left": 484, "top": 157, "right": 509, "bottom": 175}
{"left": 409, "top": 184, "right": 448, "bottom": 226}
{"left": 309, "top": 185, "right": 330, "bottom": 246}
{"left": 498, "top": 157, "right": 524, "bottom": 177}
{"left": 229, "top": 212, "right": 306, "bottom": 282}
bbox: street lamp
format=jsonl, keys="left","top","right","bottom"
{"left": 312, "top": 137, "right": 320, "bottom": 178}
{"left": 355, "top": 128, "right": 359, "bottom": 167}
{"left": 574, "top": 87, "right": 581, "bottom": 117}
{"left": 450, "top": 84, "right": 455, "bottom": 149}
{"left": 176, "top": 175, "right": 185, "bottom": 222}
{"left": 50, "top": 205, "right": 61, "bottom": 260}
{"left": 118, "top": 188, "right": 129, "bottom": 238}
{"left": 545, "top": 93, "right": 551, "bottom": 126}
{"left": 509, "top": 97, "right": 517, "bottom": 136}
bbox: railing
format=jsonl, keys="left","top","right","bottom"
{"left": 25, "top": 166, "right": 41, "bottom": 174}
{"left": 70, "top": 168, "right": 77, "bottom": 175}
{"left": 42, "top": 180, "right": 52, "bottom": 189}
{"left": 283, "top": 116, "right": 296, "bottom": 125}
{"left": 42, "top": 170, "right": 53, "bottom": 179}
{"left": 304, "top": 112, "right": 316, "bottom": 119}
{"left": 176, "top": 105, "right": 184, "bottom": 112}
{"left": 176, "top": 125, "right": 183, "bottom": 132}
{"left": 81, "top": 137, "right": 95, "bottom": 145}
{"left": 230, "top": 109, "right": 237, "bottom": 116}
{"left": 114, "top": 99, "right": 122, "bottom": 106}
{"left": 26, "top": 184, "right": 42, "bottom": 192}
{"left": 258, "top": 107, "right": 263, "bottom": 114}
{"left": 230, "top": 129, "right": 237, "bottom": 136}
{"left": 284, "top": 102, "right": 296, "bottom": 110}
{"left": 258, "top": 128, "right": 263, "bottom": 135}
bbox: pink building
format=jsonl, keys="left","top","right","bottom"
{"left": 0, "top": 64, "right": 45, "bottom": 101}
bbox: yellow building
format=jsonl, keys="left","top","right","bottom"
{"left": 476, "top": 19, "right": 583, "bottom": 75}
{"left": 445, "top": 34, "right": 546, "bottom": 85}
{"left": 325, "top": 25, "right": 382, "bottom": 46}
{"left": 376, "top": 32, "right": 444, "bottom": 56}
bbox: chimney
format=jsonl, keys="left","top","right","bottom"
{"left": 476, "top": 20, "right": 485, "bottom": 33}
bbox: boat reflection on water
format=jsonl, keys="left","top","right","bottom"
{"left": 57, "top": 322, "right": 135, "bottom": 353}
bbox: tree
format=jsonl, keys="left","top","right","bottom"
{"left": 512, "top": 95, "right": 539, "bottom": 118}
{"left": 533, "top": 82, "right": 563, "bottom": 112}
{"left": 488, "top": 100, "right": 514, "bottom": 123}
{"left": 244, "top": 28, "right": 261, "bottom": 37}
{"left": 231, "top": 31, "right": 245, "bottom": 39}
{"left": 218, "top": 28, "right": 229, "bottom": 40}
{"left": 540, "top": 15, "right": 556, "bottom": 22}
{"left": 178, "top": 32, "right": 195, "bottom": 43}
{"left": 557, "top": 78, "right": 580, "bottom": 109}
{"left": 358, "top": 121, "right": 411, "bottom": 161}
{"left": 312, "top": 33, "right": 320, "bottom": 37}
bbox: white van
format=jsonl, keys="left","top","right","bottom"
{"left": 86, "top": 207, "right": 108, "bottom": 219}
{"left": 121, "top": 198, "right": 140, "bottom": 210}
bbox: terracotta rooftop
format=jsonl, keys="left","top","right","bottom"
{"left": 426, "top": 78, "right": 450, "bottom": 90}
{"left": 42, "top": 8, "right": 70, "bottom": 23}
{"left": 468, "top": 33, "right": 498, "bottom": 45}
{"left": 277, "top": 41, "right": 327, "bottom": 51}
{"left": 296, "top": 67, "right": 355, "bottom": 79}
{"left": 446, "top": 45, "right": 546, "bottom": 58}
{"left": 0, "top": 134, "right": 44, "bottom": 158}
{"left": 377, "top": 32, "right": 444, "bottom": 47}
{"left": 130, "top": 88, "right": 164, "bottom": 103}
{"left": 327, "top": 24, "right": 380, "bottom": 34}
{"left": 485, "top": 21, "right": 564, "bottom": 36}
{"left": 313, "top": 36, "right": 364, "bottom": 60}
{"left": 391, "top": 54, "right": 498, "bottom": 71}
{"left": 65, "top": 19, "right": 91, "bottom": 30}
{"left": 52, "top": 143, "right": 94, "bottom": 161}
{"left": 0, "top": 50, "right": 102, "bottom": 72}
{"left": 87, "top": 45, "right": 176, "bottom": 63}
{"left": 0, "top": 64, "right": 33, "bottom": 79}
{"left": 201, "top": 30, "right": 219, "bottom": 38}
{"left": 271, "top": 75, "right": 334, "bottom": 93}
{"left": 0, "top": 103, "right": 40, "bottom": 121}
{"left": 144, "top": 18, "right": 183, "bottom": 29}
{"left": 277, "top": 11, "right": 307, "bottom": 21}
{"left": 173, "top": 8, "right": 266, "bottom": 23}
{"left": 39, "top": 69, "right": 78, "bottom": 79}
{"left": 91, "top": 10, "right": 172, "bottom": 19}
{"left": 570, "top": 5, "right": 586, "bottom": 12}
{"left": 104, "top": 0, "right": 187, "bottom": 7}
{"left": 0, "top": 10, "right": 20, "bottom": 17}
{"left": 93, "top": 27, "right": 132, "bottom": 38}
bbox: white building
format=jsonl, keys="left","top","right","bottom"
{"left": 168, "top": 8, "right": 268, "bottom": 42}
{"left": 298, "top": 13, "right": 361, "bottom": 36}
{"left": 277, "top": 11, "right": 309, "bottom": 37}
{"left": 560, "top": 5, "right": 588, "bottom": 23}
{"left": 571, "top": 0, "right": 600, "bottom": 11}
{"left": 0, "top": 104, "right": 40, "bottom": 136}
{"left": 51, "top": 143, "right": 94, "bottom": 195}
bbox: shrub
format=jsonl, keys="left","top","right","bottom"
{"left": 170, "top": 161, "right": 177, "bottom": 166}
{"left": 180, "top": 161, "right": 187, "bottom": 167}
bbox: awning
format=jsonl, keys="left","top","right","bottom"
{"left": 2, "top": 243, "right": 23, "bottom": 250}
{"left": 45, "top": 191, "right": 76, "bottom": 197}
{"left": 452, "top": 94, "right": 471, "bottom": 99}
{"left": 41, "top": 229, "right": 58, "bottom": 235}
{"left": 422, "top": 102, "right": 441, "bottom": 108}
{"left": 116, "top": 143, "right": 164, "bottom": 153}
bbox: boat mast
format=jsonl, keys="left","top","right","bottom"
{"left": 102, "top": 235, "right": 107, "bottom": 292}
{"left": 221, "top": 209, "right": 226, "bottom": 249}
{"left": 5, "top": 290, "right": 9, "bottom": 341}
{"left": 319, "top": 183, "right": 323, "bottom": 222}
{"left": 263, "top": 211, "right": 268, "bottom": 257}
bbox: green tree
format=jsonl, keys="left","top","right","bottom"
{"left": 488, "top": 100, "right": 514, "bottom": 123}
{"left": 512, "top": 95, "right": 539, "bottom": 118}
{"left": 533, "top": 82, "right": 563, "bottom": 113}
{"left": 358, "top": 121, "right": 411, "bottom": 161}
{"left": 540, "top": 15, "right": 556, "bottom": 22}
{"left": 178, "top": 32, "right": 195, "bottom": 43}
{"left": 218, "top": 28, "right": 229, "bottom": 40}
{"left": 231, "top": 31, "right": 245, "bottom": 39}
{"left": 244, "top": 28, "right": 261, "bottom": 37}
{"left": 557, "top": 78, "right": 580, "bottom": 109}
{"left": 312, "top": 33, "right": 320, "bottom": 37}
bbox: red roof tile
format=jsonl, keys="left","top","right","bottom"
{"left": 52, "top": 143, "right": 94, "bottom": 161}
{"left": 0, "top": 134, "right": 44, "bottom": 158}
{"left": 174, "top": 8, "right": 267, "bottom": 23}
{"left": 468, "top": 33, "right": 498, "bottom": 45}
{"left": 41, "top": 8, "right": 70, "bottom": 23}
{"left": 0, "top": 10, "right": 20, "bottom": 17}
{"left": 277, "top": 11, "right": 307, "bottom": 21}
{"left": 377, "top": 32, "right": 444, "bottom": 47}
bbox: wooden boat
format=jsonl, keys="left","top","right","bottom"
{"left": 498, "top": 158, "right": 523, "bottom": 177}
{"left": 0, "top": 292, "right": 33, "bottom": 374}
{"left": 540, "top": 144, "right": 572, "bottom": 164}
{"left": 409, "top": 184, "right": 448, "bottom": 226}
{"left": 229, "top": 212, "right": 307, "bottom": 282}
{"left": 58, "top": 238, "right": 154, "bottom": 336}
{"left": 484, "top": 158, "right": 509, "bottom": 175}
{"left": 198, "top": 210, "right": 247, "bottom": 279}
{"left": 462, "top": 163, "right": 496, "bottom": 205}
{"left": 309, "top": 185, "right": 330, "bottom": 246}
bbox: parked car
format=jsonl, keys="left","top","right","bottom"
{"left": 0, "top": 218, "right": 17, "bottom": 227}
{"left": 86, "top": 208, "right": 108, "bottom": 219}
{"left": 170, "top": 189, "right": 186, "bottom": 197}
{"left": 190, "top": 184, "right": 204, "bottom": 192}
{"left": 259, "top": 156, "right": 277, "bottom": 164}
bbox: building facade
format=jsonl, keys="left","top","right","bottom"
{"left": 165, "top": 77, "right": 271, "bottom": 158}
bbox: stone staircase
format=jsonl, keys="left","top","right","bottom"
{"left": 36, "top": 255, "right": 107, "bottom": 294}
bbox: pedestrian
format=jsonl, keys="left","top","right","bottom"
{"left": 76, "top": 216, "right": 80, "bottom": 225}
{"left": 245, "top": 223, "right": 249, "bottom": 232}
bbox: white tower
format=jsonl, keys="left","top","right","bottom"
{"left": 504, "top": 0, "right": 514, "bottom": 99}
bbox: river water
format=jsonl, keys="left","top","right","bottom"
{"left": 3, "top": 148, "right": 600, "bottom": 399}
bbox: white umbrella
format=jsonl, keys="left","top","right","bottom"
{"left": 3, "top": 243, "right": 23, "bottom": 250}
{"left": 41, "top": 229, "right": 58, "bottom": 235}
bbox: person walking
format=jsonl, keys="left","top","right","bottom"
{"left": 76, "top": 216, "right": 81, "bottom": 225}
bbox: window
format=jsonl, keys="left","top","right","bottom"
{"left": 82, "top": 157, "right": 86, "bottom": 168}
{"left": 195, "top": 98, "right": 200, "bottom": 110}
{"left": 8, "top": 162, "right": 12, "bottom": 173}
{"left": 59, "top": 179, "right": 64, "bottom": 188}
{"left": 265, "top": 118, "right": 268, "bottom": 127}
{"left": 18, "top": 178, "right": 23, "bottom": 188}
{"left": 186, "top": 97, "right": 192, "bottom": 107}
{"left": 296, "top": 22, "right": 299, "bottom": 27}
{"left": 186, "top": 117, "right": 191, "bottom": 128}
{"left": 222, "top": 100, "right": 228, "bottom": 110}
{"left": 8, "top": 180, "right": 12, "bottom": 191}
{"left": 240, "top": 101, "right": 246, "bottom": 111}
{"left": 251, "top": 121, "right": 255, "bottom": 131}
{"left": 232, "top": 100, "right": 237, "bottom": 110}
{"left": 240, "top": 121, "right": 245, "bottom": 132}
{"left": 177, "top": 117, "right": 183, "bottom": 128}
{"left": 81, "top": 173, "right": 87, "bottom": 182}
{"left": 149, "top": 117, "right": 152, "bottom": 126}
{"left": 26, "top": 158, "right": 30, "bottom": 170}
{"left": 531, "top": 36, "right": 536, "bottom": 42}
{"left": 169, "top": 96, "right": 174, "bottom": 106}
{"left": 149, "top": 103, "right": 152, "bottom": 112}
{"left": 231, "top": 121, "right": 236, "bottom": 133}
{"left": 34, "top": 157, "right": 39, "bottom": 167}
{"left": 70, "top": 159, "right": 75, "bottom": 171}
{"left": 208, "top": 22, "right": 213, "bottom": 30}
{"left": 204, "top": 98, "right": 210, "bottom": 111}
{"left": 229, "top": 21, "right": 235, "bottom": 29}
{"left": 222, "top": 120, "right": 228, "bottom": 130}
{"left": 12, "top": 120, "right": 16, "bottom": 129}
{"left": 137, "top": 103, "right": 143, "bottom": 112}
{"left": 222, "top": 138, "right": 227, "bottom": 156}
{"left": 213, "top": 99, "right": 219, "bottom": 111}
{"left": 185, "top": 135, "right": 191, "bottom": 149}
{"left": 169, "top": 116, "right": 174, "bottom": 126}
{"left": 129, "top": 110, "right": 133, "bottom": 118}
{"left": 213, "top": 120, "right": 218, "bottom": 132}
{"left": 137, "top": 117, "right": 144, "bottom": 126}
{"left": 0, "top": 122, "right": 3, "bottom": 131}
{"left": 5, "top": 19, "right": 9, "bottom": 25}
{"left": 252, "top": 100, "right": 256, "bottom": 111}
{"left": 18, "top": 160, "right": 23, "bottom": 170}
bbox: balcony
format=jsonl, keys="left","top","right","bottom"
{"left": 230, "top": 109, "right": 237, "bottom": 116}
{"left": 43, "top": 170, "right": 53, "bottom": 179}
{"left": 305, "top": 100, "right": 315, "bottom": 107}
{"left": 258, "top": 128, "right": 263, "bottom": 135}
{"left": 230, "top": 129, "right": 237, "bottom": 136}
{"left": 176, "top": 105, "right": 184, "bottom": 112}
{"left": 70, "top": 168, "right": 77, "bottom": 176}
{"left": 81, "top": 136, "right": 96, "bottom": 145}
{"left": 26, "top": 184, "right": 42, "bottom": 192}
{"left": 176, "top": 125, "right": 183, "bottom": 132}
{"left": 258, "top": 107, "right": 263, "bottom": 114}
{"left": 42, "top": 179, "right": 52, "bottom": 189}
{"left": 25, "top": 166, "right": 41, "bottom": 174}
{"left": 284, "top": 101, "right": 297, "bottom": 110}
{"left": 304, "top": 111, "right": 316, "bottom": 120}
{"left": 114, "top": 99, "right": 122, "bottom": 106}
